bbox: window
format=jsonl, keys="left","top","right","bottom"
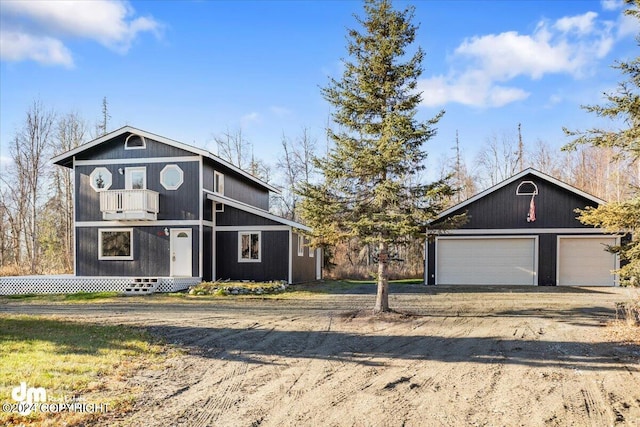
{"left": 125, "top": 167, "right": 146, "bottom": 190}
{"left": 238, "top": 231, "right": 261, "bottom": 262}
{"left": 89, "top": 167, "right": 112, "bottom": 192}
{"left": 125, "top": 134, "right": 146, "bottom": 150}
{"left": 214, "top": 171, "right": 224, "bottom": 195}
{"left": 99, "top": 229, "right": 133, "bottom": 260}
{"left": 297, "top": 235, "right": 304, "bottom": 256}
{"left": 160, "top": 165, "right": 184, "bottom": 190}
{"left": 309, "top": 245, "right": 314, "bottom": 258}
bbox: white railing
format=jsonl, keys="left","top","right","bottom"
{"left": 100, "top": 189, "right": 159, "bottom": 220}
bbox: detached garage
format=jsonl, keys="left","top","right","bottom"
{"left": 426, "top": 168, "right": 620, "bottom": 287}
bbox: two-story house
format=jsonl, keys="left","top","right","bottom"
{"left": 50, "top": 126, "right": 320, "bottom": 292}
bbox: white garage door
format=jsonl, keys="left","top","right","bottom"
{"left": 436, "top": 237, "right": 537, "bottom": 285}
{"left": 558, "top": 237, "right": 617, "bottom": 286}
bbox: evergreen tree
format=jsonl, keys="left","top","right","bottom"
{"left": 564, "top": 0, "right": 639, "bottom": 285}
{"left": 300, "top": 0, "right": 454, "bottom": 312}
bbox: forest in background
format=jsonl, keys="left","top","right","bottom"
{"left": 1, "top": 97, "right": 636, "bottom": 279}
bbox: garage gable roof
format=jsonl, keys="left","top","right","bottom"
{"left": 51, "top": 125, "right": 281, "bottom": 194}
{"left": 433, "top": 168, "right": 605, "bottom": 222}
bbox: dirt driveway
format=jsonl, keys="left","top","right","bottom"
{"left": 3, "top": 285, "right": 640, "bottom": 427}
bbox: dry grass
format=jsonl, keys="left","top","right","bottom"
{"left": 0, "top": 315, "right": 169, "bottom": 426}
{"left": 607, "top": 299, "right": 640, "bottom": 344}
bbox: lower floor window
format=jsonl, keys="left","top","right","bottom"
{"left": 238, "top": 231, "right": 261, "bottom": 262}
{"left": 99, "top": 229, "right": 133, "bottom": 260}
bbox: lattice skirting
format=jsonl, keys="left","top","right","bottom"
{"left": 0, "top": 275, "right": 201, "bottom": 295}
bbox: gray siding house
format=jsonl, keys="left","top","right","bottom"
{"left": 426, "top": 168, "right": 620, "bottom": 286}
{"left": 51, "top": 126, "right": 320, "bottom": 286}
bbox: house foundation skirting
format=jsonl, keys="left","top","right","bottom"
{"left": 0, "top": 275, "right": 201, "bottom": 295}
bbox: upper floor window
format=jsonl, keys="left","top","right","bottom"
{"left": 214, "top": 171, "right": 224, "bottom": 195}
{"left": 160, "top": 165, "right": 184, "bottom": 190}
{"left": 90, "top": 167, "right": 112, "bottom": 192}
{"left": 125, "top": 167, "right": 146, "bottom": 190}
{"left": 125, "top": 134, "right": 146, "bottom": 150}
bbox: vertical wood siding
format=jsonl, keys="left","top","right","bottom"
{"left": 216, "top": 206, "right": 281, "bottom": 227}
{"left": 427, "top": 173, "right": 605, "bottom": 286}
{"left": 216, "top": 231, "right": 288, "bottom": 281}
{"left": 74, "top": 134, "right": 195, "bottom": 160}
{"left": 292, "top": 232, "right": 316, "bottom": 283}
{"left": 76, "top": 226, "right": 198, "bottom": 277}
{"left": 76, "top": 162, "right": 199, "bottom": 222}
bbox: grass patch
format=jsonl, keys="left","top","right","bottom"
{"left": 0, "top": 315, "right": 166, "bottom": 426}
{"left": 1, "top": 292, "right": 122, "bottom": 304}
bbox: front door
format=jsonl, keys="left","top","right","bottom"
{"left": 170, "top": 229, "right": 192, "bottom": 277}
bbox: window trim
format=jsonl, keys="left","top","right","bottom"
{"left": 124, "top": 133, "right": 146, "bottom": 150}
{"left": 214, "top": 171, "right": 224, "bottom": 195}
{"left": 98, "top": 228, "right": 134, "bottom": 260}
{"left": 238, "top": 231, "right": 261, "bottom": 263}
{"left": 160, "top": 164, "right": 184, "bottom": 190}
{"left": 125, "top": 167, "right": 147, "bottom": 190}
{"left": 297, "top": 234, "right": 304, "bottom": 257}
{"left": 89, "top": 167, "right": 112, "bottom": 192}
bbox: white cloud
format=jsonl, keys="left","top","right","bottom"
{"left": 0, "top": 30, "right": 73, "bottom": 67}
{"left": 554, "top": 11, "right": 598, "bottom": 35}
{"left": 419, "top": 74, "right": 529, "bottom": 108}
{"left": 601, "top": 0, "right": 623, "bottom": 11}
{"left": 0, "top": 0, "right": 161, "bottom": 66}
{"left": 420, "top": 11, "right": 619, "bottom": 108}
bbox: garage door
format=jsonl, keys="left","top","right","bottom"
{"left": 558, "top": 237, "right": 617, "bottom": 286}
{"left": 436, "top": 237, "right": 536, "bottom": 285}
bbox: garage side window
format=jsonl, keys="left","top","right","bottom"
{"left": 238, "top": 231, "right": 261, "bottom": 262}
{"left": 99, "top": 229, "right": 133, "bottom": 260}
{"left": 297, "top": 235, "right": 304, "bottom": 256}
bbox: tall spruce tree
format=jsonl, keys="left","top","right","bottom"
{"left": 300, "top": 0, "right": 453, "bottom": 312}
{"left": 563, "top": 0, "right": 639, "bottom": 285}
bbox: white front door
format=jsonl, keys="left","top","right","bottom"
{"left": 170, "top": 229, "right": 192, "bottom": 277}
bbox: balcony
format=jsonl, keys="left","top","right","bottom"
{"left": 100, "top": 189, "right": 159, "bottom": 220}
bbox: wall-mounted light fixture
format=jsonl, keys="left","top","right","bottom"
{"left": 164, "top": 227, "right": 169, "bottom": 236}
{"left": 118, "top": 168, "right": 124, "bottom": 175}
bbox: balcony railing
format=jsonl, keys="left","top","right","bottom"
{"left": 100, "top": 189, "right": 159, "bottom": 220}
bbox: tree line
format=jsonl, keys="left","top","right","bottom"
{"left": 1, "top": 1, "right": 637, "bottom": 304}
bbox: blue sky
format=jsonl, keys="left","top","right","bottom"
{"left": 1, "top": 0, "right": 638, "bottom": 179}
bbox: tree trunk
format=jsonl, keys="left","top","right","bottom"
{"left": 374, "top": 241, "right": 390, "bottom": 313}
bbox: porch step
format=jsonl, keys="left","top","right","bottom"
{"left": 124, "top": 278, "right": 159, "bottom": 295}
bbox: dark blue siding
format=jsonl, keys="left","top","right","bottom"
{"left": 203, "top": 159, "right": 270, "bottom": 210}
{"left": 76, "top": 226, "right": 198, "bottom": 277}
{"left": 216, "top": 206, "right": 281, "bottom": 227}
{"left": 75, "top": 161, "right": 199, "bottom": 222}
{"left": 75, "top": 134, "right": 196, "bottom": 160}
{"left": 441, "top": 174, "right": 598, "bottom": 230}
{"left": 292, "top": 232, "right": 316, "bottom": 283}
{"left": 216, "top": 231, "right": 288, "bottom": 281}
